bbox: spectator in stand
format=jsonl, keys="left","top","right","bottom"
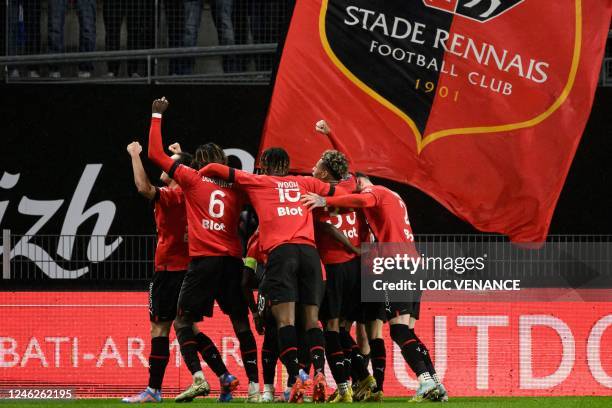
{"left": 8, "top": 0, "right": 42, "bottom": 79}
{"left": 103, "top": 0, "right": 125, "bottom": 78}
{"left": 249, "top": 0, "right": 287, "bottom": 72}
{"left": 181, "top": 0, "right": 203, "bottom": 74}
{"left": 210, "top": 0, "right": 237, "bottom": 73}
{"left": 163, "top": 0, "right": 202, "bottom": 75}
{"left": 162, "top": 1, "right": 182, "bottom": 76}
{"left": 47, "top": 0, "right": 96, "bottom": 78}
{"left": 103, "top": 0, "right": 154, "bottom": 78}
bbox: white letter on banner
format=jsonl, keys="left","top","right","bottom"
{"left": 520, "top": 315, "right": 575, "bottom": 389}
{"left": 587, "top": 315, "right": 612, "bottom": 388}
{"left": 0, "top": 337, "right": 20, "bottom": 367}
{"left": 127, "top": 337, "right": 148, "bottom": 368}
{"left": 96, "top": 337, "right": 125, "bottom": 368}
{"left": 457, "top": 316, "right": 508, "bottom": 389}
{"left": 45, "top": 337, "right": 69, "bottom": 367}
{"left": 223, "top": 337, "right": 241, "bottom": 365}
{"left": 21, "top": 337, "right": 48, "bottom": 367}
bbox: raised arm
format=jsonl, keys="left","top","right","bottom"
{"left": 147, "top": 97, "right": 174, "bottom": 173}
{"left": 315, "top": 119, "right": 353, "bottom": 165}
{"left": 127, "top": 142, "right": 156, "bottom": 200}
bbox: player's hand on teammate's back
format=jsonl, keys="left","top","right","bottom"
{"left": 315, "top": 119, "right": 330, "bottom": 135}
{"left": 301, "top": 192, "right": 326, "bottom": 210}
{"left": 168, "top": 143, "right": 182, "bottom": 154}
{"left": 152, "top": 97, "right": 169, "bottom": 114}
{"left": 127, "top": 141, "right": 143, "bottom": 157}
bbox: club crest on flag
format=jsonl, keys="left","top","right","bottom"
{"left": 319, "top": 0, "right": 581, "bottom": 153}
{"left": 422, "top": 0, "right": 524, "bottom": 22}
{"left": 261, "top": 0, "right": 609, "bottom": 241}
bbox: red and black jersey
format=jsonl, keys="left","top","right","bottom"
{"left": 153, "top": 186, "right": 190, "bottom": 271}
{"left": 170, "top": 165, "right": 246, "bottom": 258}
{"left": 147, "top": 116, "right": 245, "bottom": 259}
{"left": 202, "top": 164, "right": 338, "bottom": 253}
{"left": 315, "top": 176, "right": 367, "bottom": 265}
{"left": 359, "top": 185, "right": 415, "bottom": 243}
{"left": 325, "top": 185, "right": 415, "bottom": 243}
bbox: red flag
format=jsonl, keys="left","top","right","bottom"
{"left": 259, "top": 0, "right": 611, "bottom": 241}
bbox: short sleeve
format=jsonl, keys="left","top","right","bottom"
{"left": 171, "top": 164, "right": 199, "bottom": 190}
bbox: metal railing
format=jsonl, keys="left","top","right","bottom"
{"left": 3, "top": 0, "right": 290, "bottom": 84}
{"left": 2, "top": 230, "right": 612, "bottom": 283}
{"left": 1, "top": 43, "right": 278, "bottom": 84}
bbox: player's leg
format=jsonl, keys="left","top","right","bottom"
{"left": 191, "top": 325, "right": 229, "bottom": 377}
{"left": 261, "top": 311, "right": 279, "bottom": 402}
{"left": 173, "top": 258, "right": 218, "bottom": 402}
{"left": 262, "top": 244, "right": 302, "bottom": 402}
{"left": 122, "top": 271, "right": 184, "bottom": 403}
{"left": 408, "top": 314, "right": 448, "bottom": 401}
{"left": 321, "top": 262, "right": 351, "bottom": 402}
{"left": 339, "top": 258, "right": 373, "bottom": 396}
{"left": 218, "top": 257, "right": 258, "bottom": 402}
{"left": 297, "top": 245, "right": 327, "bottom": 403}
{"left": 271, "top": 301, "right": 301, "bottom": 401}
{"left": 387, "top": 303, "right": 437, "bottom": 402}
{"left": 339, "top": 321, "right": 374, "bottom": 399}
{"left": 361, "top": 313, "right": 385, "bottom": 402}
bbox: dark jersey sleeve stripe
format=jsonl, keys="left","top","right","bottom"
{"left": 168, "top": 161, "right": 180, "bottom": 179}
{"left": 327, "top": 184, "right": 335, "bottom": 197}
{"left": 228, "top": 167, "right": 236, "bottom": 183}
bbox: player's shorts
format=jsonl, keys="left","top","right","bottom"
{"left": 177, "top": 256, "right": 248, "bottom": 322}
{"left": 360, "top": 300, "right": 421, "bottom": 322}
{"left": 260, "top": 243, "right": 324, "bottom": 306}
{"left": 359, "top": 302, "right": 387, "bottom": 323}
{"left": 320, "top": 257, "right": 362, "bottom": 322}
{"left": 149, "top": 270, "right": 186, "bottom": 322}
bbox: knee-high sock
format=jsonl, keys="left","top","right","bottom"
{"left": 339, "top": 327, "right": 369, "bottom": 381}
{"left": 177, "top": 326, "right": 202, "bottom": 375}
{"left": 305, "top": 328, "right": 326, "bottom": 376}
{"left": 389, "top": 324, "right": 428, "bottom": 377}
{"left": 148, "top": 336, "right": 170, "bottom": 390}
{"left": 262, "top": 326, "right": 279, "bottom": 385}
{"left": 411, "top": 329, "right": 439, "bottom": 383}
{"left": 324, "top": 330, "right": 347, "bottom": 385}
{"left": 369, "top": 338, "right": 386, "bottom": 392}
{"left": 278, "top": 325, "right": 299, "bottom": 382}
{"left": 237, "top": 329, "right": 259, "bottom": 383}
{"left": 297, "top": 325, "right": 311, "bottom": 374}
{"left": 195, "top": 332, "right": 227, "bottom": 377}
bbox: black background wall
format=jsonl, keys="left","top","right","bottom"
{"left": 1, "top": 85, "right": 611, "bottom": 238}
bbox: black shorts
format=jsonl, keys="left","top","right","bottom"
{"left": 320, "top": 257, "right": 362, "bottom": 322}
{"left": 177, "top": 256, "right": 248, "bottom": 322}
{"left": 149, "top": 271, "right": 186, "bottom": 322}
{"left": 385, "top": 301, "right": 421, "bottom": 320}
{"left": 260, "top": 244, "right": 324, "bottom": 306}
{"left": 359, "top": 301, "right": 421, "bottom": 322}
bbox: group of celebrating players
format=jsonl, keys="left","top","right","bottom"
{"left": 122, "top": 97, "right": 448, "bottom": 404}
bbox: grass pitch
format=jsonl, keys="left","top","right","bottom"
{"left": 0, "top": 397, "right": 610, "bottom": 408}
